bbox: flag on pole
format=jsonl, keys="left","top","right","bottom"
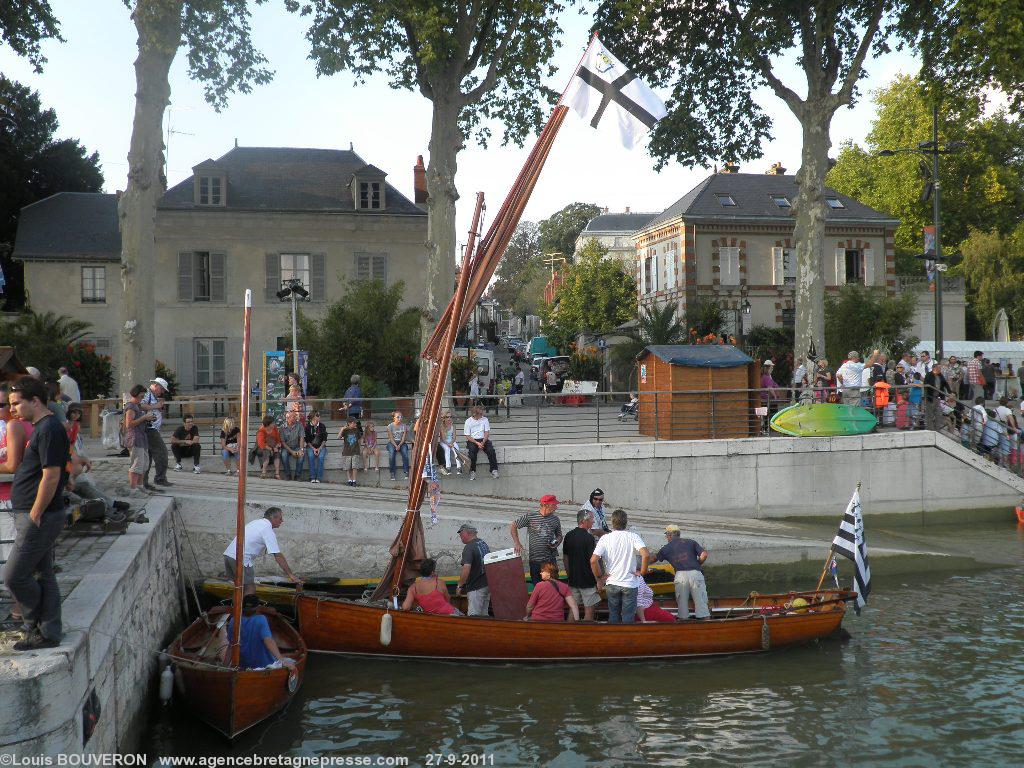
{"left": 829, "top": 555, "right": 839, "bottom": 588}
{"left": 425, "top": 456, "right": 441, "bottom": 526}
{"left": 562, "top": 37, "right": 667, "bottom": 149}
{"left": 830, "top": 487, "right": 871, "bottom": 614}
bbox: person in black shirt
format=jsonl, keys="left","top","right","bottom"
{"left": 171, "top": 415, "right": 202, "bottom": 473}
{"left": 652, "top": 524, "right": 710, "bottom": 620}
{"left": 562, "top": 510, "right": 599, "bottom": 620}
{"left": 5, "top": 377, "right": 70, "bottom": 650}
{"left": 454, "top": 523, "right": 491, "bottom": 616}
{"left": 924, "top": 361, "right": 952, "bottom": 431}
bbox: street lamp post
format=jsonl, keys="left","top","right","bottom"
{"left": 877, "top": 105, "right": 964, "bottom": 361}
{"left": 276, "top": 278, "right": 310, "bottom": 374}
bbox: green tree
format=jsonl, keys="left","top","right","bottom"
{"left": 490, "top": 220, "right": 541, "bottom": 311}
{"left": 117, "top": 0, "right": 273, "bottom": 395}
{"left": 297, "top": 279, "right": 422, "bottom": 397}
{"left": 683, "top": 299, "right": 725, "bottom": 338}
{"left": 0, "top": 0, "right": 62, "bottom": 72}
{"left": 1, "top": 76, "right": 104, "bottom": 310}
{"left": 542, "top": 239, "right": 634, "bottom": 352}
{"left": 823, "top": 286, "right": 918, "bottom": 367}
{"left": 959, "top": 224, "right": 1024, "bottom": 337}
{"left": 295, "top": 0, "right": 565, "bottom": 390}
{"left": 0, "top": 310, "right": 90, "bottom": 375}
{"left": 538, "top": 202, "right": 602, "bottom": 259}
{"left": 827, "top": 75, "right": 1024, "bottom": 274}
{"left": 609, "top": 302, "right": 686, "bottom": 384}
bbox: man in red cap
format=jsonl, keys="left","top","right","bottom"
{"left": 510, "top": 494, "right": 563, "bottom": 584}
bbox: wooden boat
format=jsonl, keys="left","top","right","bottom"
{"left": 166, "top": 605, "right": 307, "bottom": 737}
{"left": 770, "top": 402, "right": 877, "bottom": 437}
{"left": 296, "top": 86, "right": 859, "bottom": 661}
{"left": 165, "top": 289, "right": 306, "bottom": 737}
{"left": 296, "top": 589, "right": 853, "bottom": 660}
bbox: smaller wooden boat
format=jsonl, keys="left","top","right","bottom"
{"left": 771, "top": 403, "right": 877, "bottom": 437}
{"left": 167, "top": 605, "right": 307, "bottom": 738}
{"left": 165, "top": 289, "right": 306, "bottom": 738}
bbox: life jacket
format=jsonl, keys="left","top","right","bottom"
{"left": 873, "top": 381, "right": 891, "bottom": 408}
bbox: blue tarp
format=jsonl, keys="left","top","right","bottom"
{"left": 641, "top": 345, "right": 753, "bottom": 368}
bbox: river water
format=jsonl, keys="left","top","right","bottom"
{"left": 146, "top": 523, "right": 1024, "bottom": 766}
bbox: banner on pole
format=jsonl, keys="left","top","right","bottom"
{"left": 297, "top": 350, "right": 309, "bottom": 396}
{"left": 923, "top": 226, "right": 936, "bottom": 282}
{"left": 262, "top": 351, "right": 287, "bottom": 421}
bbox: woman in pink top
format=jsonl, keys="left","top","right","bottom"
{"left": 402, "top": 558, "right": 461, "bottom": 615}
{"left": 525, "top": 562, "right": 580, "bottom": 622}
{"left": 635, "top": 579, "right": 675, "bottom": 623}
{"left": 0, "top": 382, "right": 33, "bottom": 509}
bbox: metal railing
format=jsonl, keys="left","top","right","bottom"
{"left": 895, "top": 275, "right": 965, "bottom": 293}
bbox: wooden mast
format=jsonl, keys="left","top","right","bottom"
{"left": 229, "top": 288, "right": 253, "bottom": 667}
{"left": 371, "top": 105, "right": 571, "bottom": 603}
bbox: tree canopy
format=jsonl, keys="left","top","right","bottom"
{"left": 824, "top": 285, "right": 918, "bottom": 366}
{"left": 297, "top": 279, "right": 422, "bottom": 397}
{"left": 0, "top": 76, "right": 104, "bottom": 309}
{"left": 542, "top": 239, "right": 634, "bottom": 352}
{"left": 827, "top": 75, "right": 1024, "bottom": 274}
{"left": 490, "top": 220, "right": 548, "bottom": 317}
{"left": 539, "top": 202, "right": 602, "bottom": 259}
{"left": 959, "top": 223, "right": 1024, "bottom": 338}
{"left": 0, "top": 0, "right": 62, "bottom": 72}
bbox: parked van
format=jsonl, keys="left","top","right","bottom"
{"left": 528, "top": 336, "right": 558, "bottom": 358}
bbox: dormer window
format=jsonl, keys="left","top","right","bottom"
{"left": 826, "top": 197, "right": 845, "bottom": 209}
{"left": 771, "top": 195, "right": 791, "bottom": 208}
{"left": 199, "top": 176, "right": 222, "bottom": 205}
{"left": 715, "top": 193, "right": 737, "bottom": 207}
{"left": 359, "top": 181, "right": 382, "bottom": 210}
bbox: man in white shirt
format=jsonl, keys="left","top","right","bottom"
{"left": 463, "top": 405, "right": 499, "bottom": 480}
{"left": 835, "top": 351, "right": 865, "bottom": 405}
{"left": 57, "top": 367, "right": 81, "bottom": 403}
{"left": 590, "top": 509, "right": 650, "bottom": 624}
{"left": 223, "top": 507, "right": 302, "bottom": 596}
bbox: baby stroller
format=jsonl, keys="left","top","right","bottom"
{"left": 618, "top": 396, "right": 639, "bottom": 422}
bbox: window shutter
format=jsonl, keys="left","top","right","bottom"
{"left": 863, "top": 249, "right": 875, "bottom": 286}
{"left": 355, "top": 253, "right": 370, "bottom": 281}
{"left": 174, "top": 337, "right": 194, "bottom": 391}
{"left": 639, "top": 257, "right": 646, "bottom": 295}
{"left": 720, "top": 247, "right": 739, "bottom": 286}
{"left": 210, "top": 252, "right": 226, "bottom": 302}
{"left": 772, "top": 247, "right": 785, "bottom": 285}
{"left": 225, "top": 338, "right": 242, "bottom": 390}
{"left": 265, "top": 253, "right": 280, "bottom": 302}
{"left": 666, "top": 248, "right": 675, "bottom": 288}
{"left": 178, "top": 252, "right": 193, "bottom": 302}
{"left": 372, "top": 254, "right": 388, "bottom": 284}
{"left": 834, "top": 249, "right": 846, "bottom": 285}
{"left": 310, "top": 253, "right": 326, "bottom": 301}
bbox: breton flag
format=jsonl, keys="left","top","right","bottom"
{"left": 830, "top": 487, "right": 871, "bottom": 614}
{"left": 563, "top": 36, "right": 667, "bottom": 149}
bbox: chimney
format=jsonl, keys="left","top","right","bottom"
{"left": 624, "top": 206, "right": 631, "bottom": 214}
{"left": 413, "top": 155, "right": 428, "bottom": 205}
{"left": 722, "top": 161, "right": 740, "bottom": 174}
{"left": 766, "top": 162, "right": 786, "bottom": 175}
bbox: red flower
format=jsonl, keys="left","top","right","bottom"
{"left": 74, "top": 360, "right": 82, "bottom": 367}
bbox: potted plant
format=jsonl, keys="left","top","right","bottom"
{"left": 566, "top": 347, "right": 602, "bottom": 405}
{"left": 451, "top": 355, "right": 472, "bottom": 407}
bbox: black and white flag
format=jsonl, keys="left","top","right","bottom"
{"left": 563, "top": 37, "right": 667, "bottom": 149}
{"left": 831, "top": 488, "right": 871, "bottom": 614}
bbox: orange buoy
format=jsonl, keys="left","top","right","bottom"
{"left": 1016, "top": 506, "right": 1024, "bottom": 524}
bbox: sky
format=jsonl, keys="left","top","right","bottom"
{"left": 0, "top": 1, "right": 921, "bottom": 245}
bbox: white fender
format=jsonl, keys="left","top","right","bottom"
{"left": 380, "top": 612, "right": 393, "bottom": 647}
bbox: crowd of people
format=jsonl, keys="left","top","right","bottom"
{"left": 398, "top": 489, "right": 711, "bottom": 624}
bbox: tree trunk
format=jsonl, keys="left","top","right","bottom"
{"left": 792, "top": 104, "right": 834, "bottom": 365}
{"left": 117, "top": 0, "right": 181, "bottom": 396}
{"left": 419, "top": 96, "right": 462, "bottom": 392}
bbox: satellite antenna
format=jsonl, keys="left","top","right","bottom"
{"left": 164, "top": 105, "right": 195, "bottom": 182}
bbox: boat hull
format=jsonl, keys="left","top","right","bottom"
{"left": 297, "top": 591, "right": 850, "bottom": 661}
{"left": 770, "top": 403, "right": 877, "bottom": 437}
{"left": 166, "top": 606, "right": 307, "bottom": 738}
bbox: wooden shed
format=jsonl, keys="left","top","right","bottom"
{"left": 637, "top": 345, "right": 760, "bottom": 440}
{"left": 0, "top": 347, "right": 29, "bottom": 383}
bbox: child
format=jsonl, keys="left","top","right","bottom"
{"left": 361, "top": 421, "right": 380, "bottom": 472}
{"left": 220, "top": 417, "right": 240, "bottom": 475}
{"left": 339, "top": 416, "right": 361, "bottom": 487}
{"left": 124, "top": 385, "right": 150, "bottom": 497}
{"left": 906, "top": 372, "right": 923, "bottom": 429}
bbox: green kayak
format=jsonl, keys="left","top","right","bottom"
{"left": 770, "top": 402, "right": 877, "bottom": 437}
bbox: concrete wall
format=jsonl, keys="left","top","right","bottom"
{"left": 23, "top": 207, "right": 428, "bottom": 388}
{"left": 454, "top": 431, "right": 1023, "bottom": 518}
{"left": 0, "top": 498, "right": 184, "bottom": 755}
